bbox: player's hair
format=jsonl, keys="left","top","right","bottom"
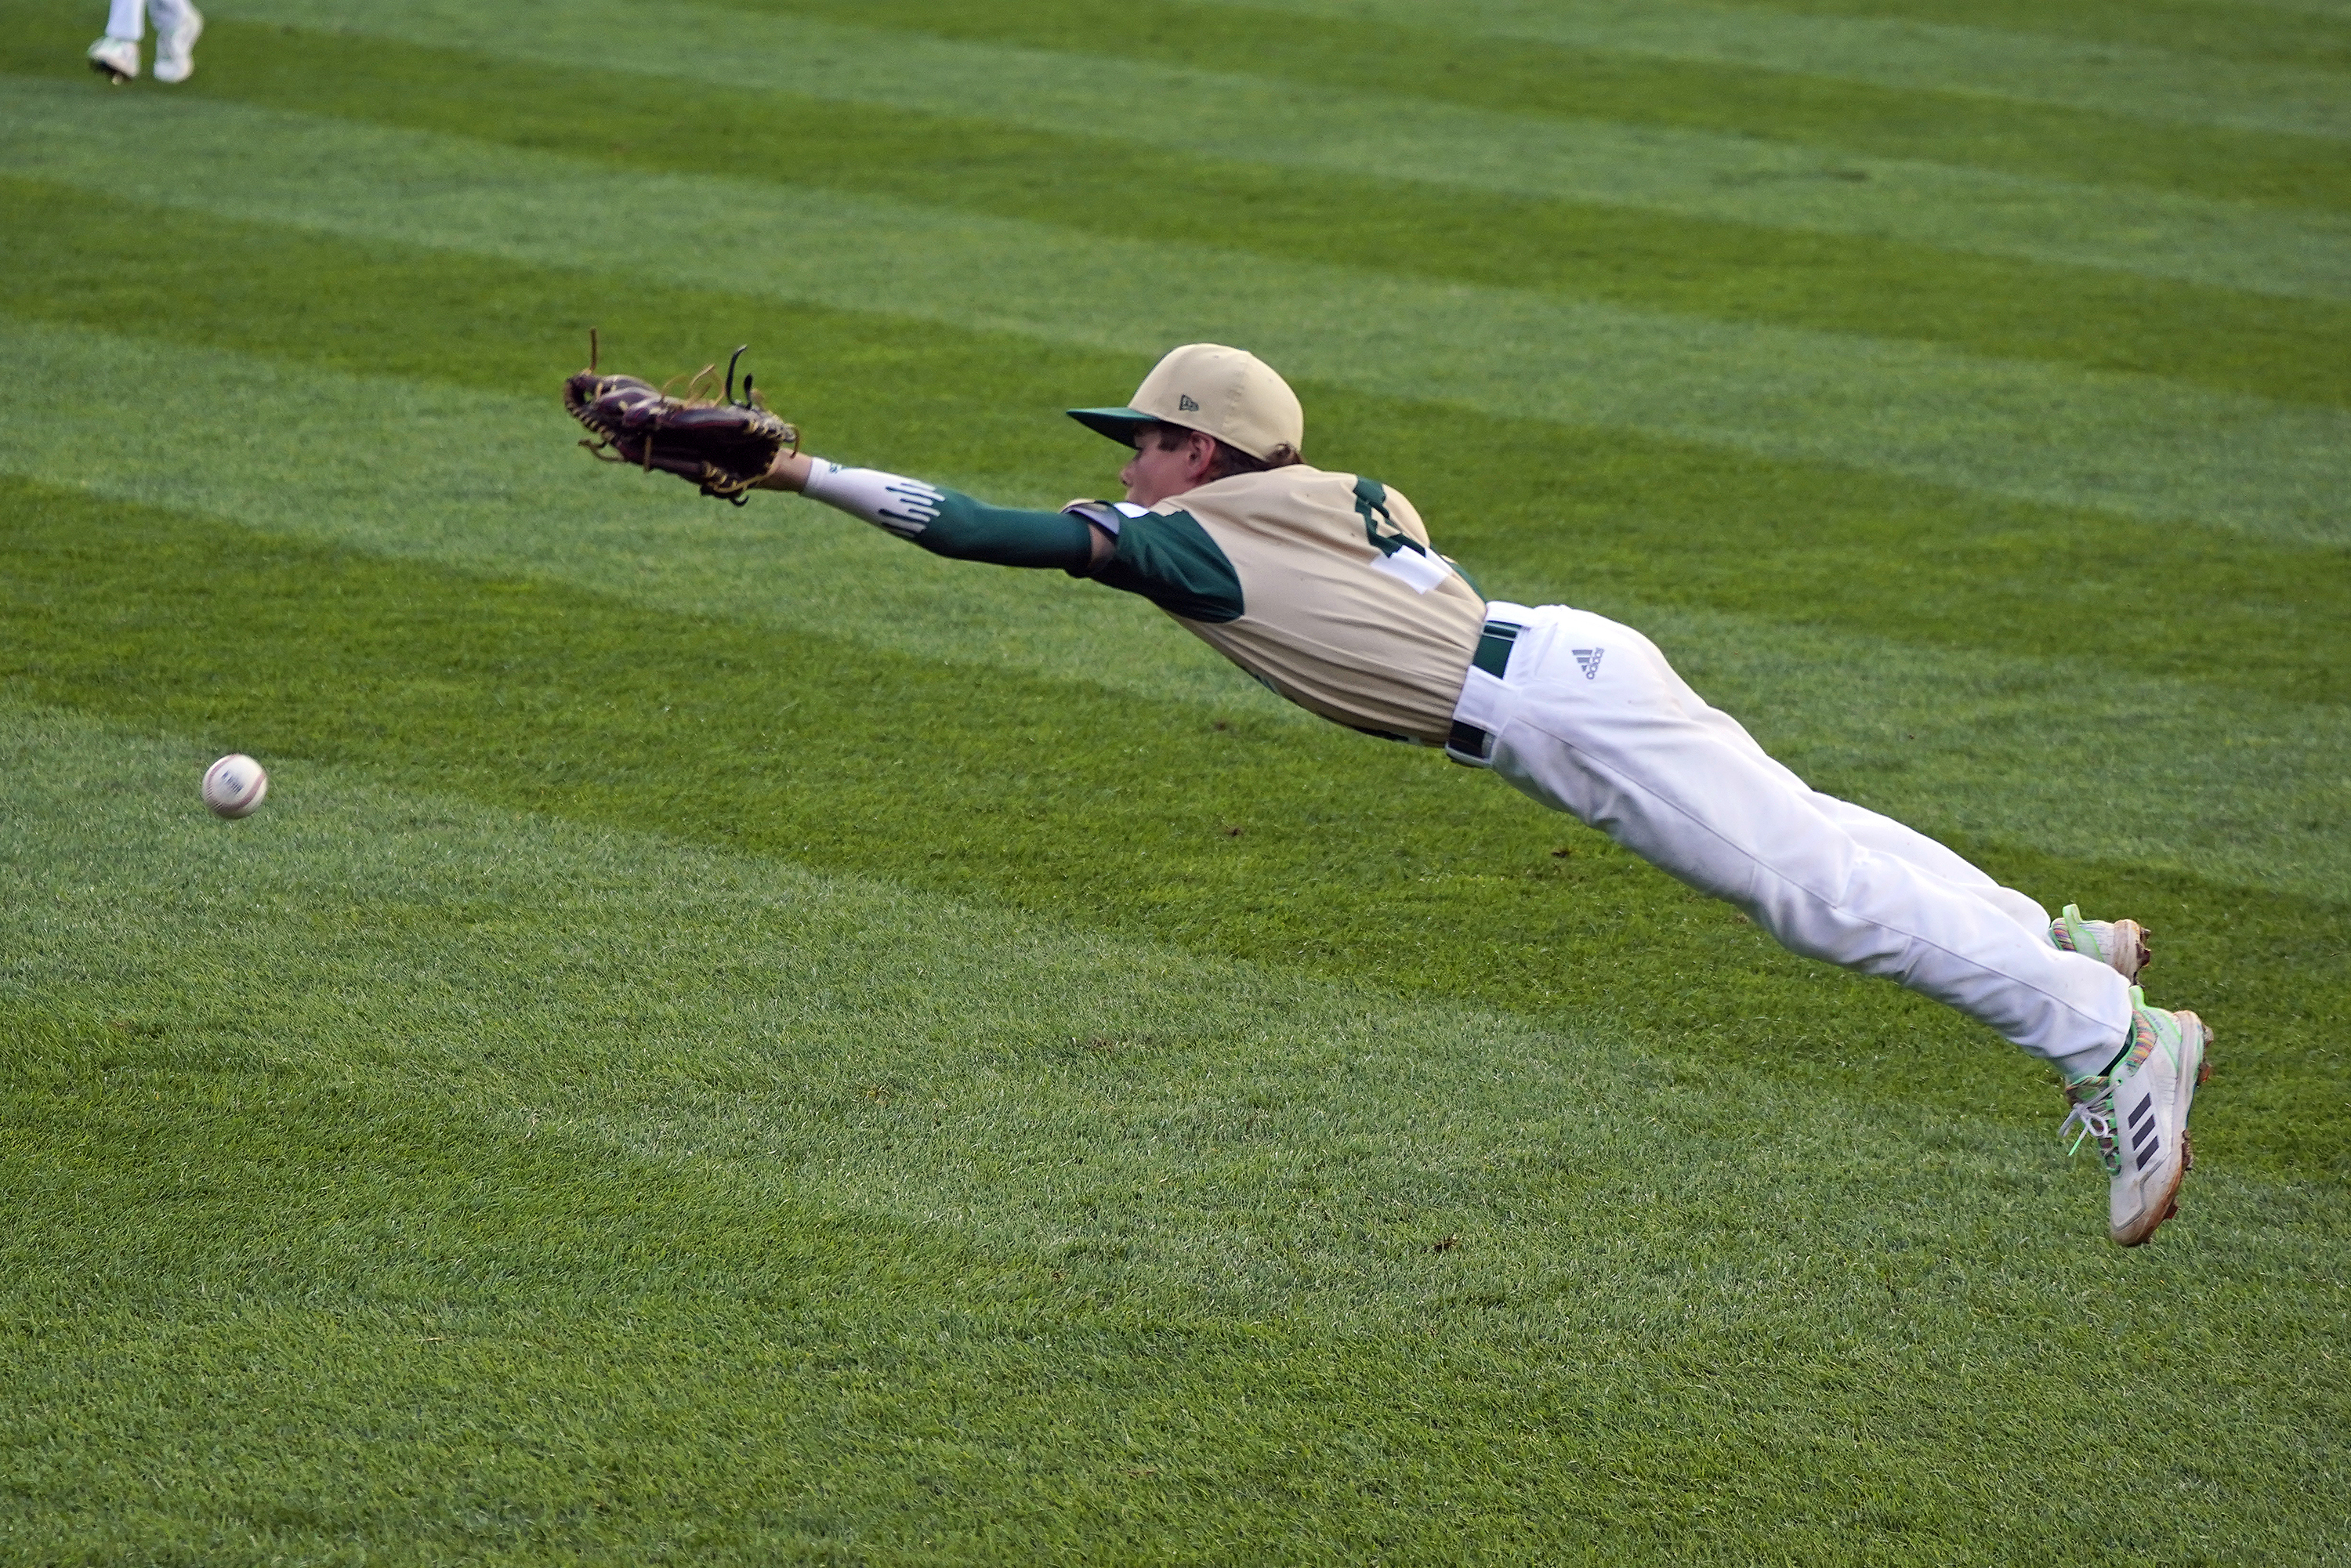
{"left": 1140, "top": 422, "right": 1300, "bottom": 479}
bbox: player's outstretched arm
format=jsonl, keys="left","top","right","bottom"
{"left": 563, "top": 351, "right": 1109, "bottom": 570}
{"left": 758, "top": 449, "right": 1107, "bottom": 573}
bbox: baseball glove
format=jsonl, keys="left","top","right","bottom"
{"left": 564, "top": 336, "right": 798, "bottom": 505}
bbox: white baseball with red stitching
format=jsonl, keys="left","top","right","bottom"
{"left": 202, "top": 754, "right": 269, "bottom": 819}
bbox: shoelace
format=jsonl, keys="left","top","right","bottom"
{"left": 2059, "top": 1082, "right": 2122, "bottom": 1175}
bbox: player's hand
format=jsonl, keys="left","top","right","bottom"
{"left": 563, "top": 339, "right": 798, "bottom": 507}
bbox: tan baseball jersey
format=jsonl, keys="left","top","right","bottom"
{"left": 1066, "top": 465, "right": 1488, "bottom": 745}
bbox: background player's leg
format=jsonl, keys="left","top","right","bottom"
{"left": 1480, "top": 607, "right": 2130, "bottom": 1079}
{"left": 144, "top": 0, "right": 199, "bottom": 82}
{"left": 87, "top": 0, "right": 145, "bottom": 81}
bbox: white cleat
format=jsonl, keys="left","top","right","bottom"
{"left": 153, "top": 6, "right": 203, "bottom": 84}
{"left": 2050, "top": 903, "right": 2150, "bottom": 982}
{"left": 87, "top": 35, "right": 140, "bottom": 84}
{"left": 2060, "top": 988, "right": 2213, "bottom": 1247}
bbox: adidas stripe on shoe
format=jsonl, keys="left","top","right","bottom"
{"left": 2060, "top": 988, "right": 2213, "bottom": 1247}
{"left": 2050, "top": 904, "right": 2150, "bottom": 982}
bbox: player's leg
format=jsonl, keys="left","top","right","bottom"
{"left": 1465, "top": 603, "right": 2130, "bottom": 1079}
{"left": 1806, "top": 791, "right": 2151, "bottom": 979}
{"left": 1809, "top": 796, "right": 2049, "bottom": 931}
{"left": 1454, "top": 602, "right": 2210, "bottom": 1242}
{"left": 1634, "top": 627, "right": 2054, "bottom": 936}
{"left": 1616, "top": 621, "right": 2149, "bottom": 972}
{"left": 147, "top": 0, "right": 202, "bottom": 83}
{"left": 88, "top": 0, "right": 145, "bottom": 81}
{"left": 1799, "top": 784, "right": 2150, "bottom": 976}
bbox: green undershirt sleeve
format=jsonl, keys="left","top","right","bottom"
{"left": 795, "top": 463, "right": 1242, "bottom": 618}
{"left": 915, "top": 491, "right": 1096, "bottom": 570}
{"left": 796, "top": 460, "right": 1096, "bottom": 570}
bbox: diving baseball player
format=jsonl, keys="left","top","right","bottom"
{"left": 731, "top": 342, "right": 2211, "bottom": 1246}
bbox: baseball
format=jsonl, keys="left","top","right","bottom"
{"left": 201, "top": 754, "right": 269, "bottom": 818}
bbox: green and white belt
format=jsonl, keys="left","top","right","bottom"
{"left": 1445, "top": 617, "right": 1523, "bottom": 767}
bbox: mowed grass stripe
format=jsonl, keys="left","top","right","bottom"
{"left": 5, "top": 303, "right": 2346, "bottom": 901}
{"left": 62, "top": 77, "right": 2351, "bottom": 423}
{"left": 0, "top": 310, "right": 1295, "bottom": 719}
{"left": 128, "top": 13, "right": 2351, "bottom": 413}
{"left": 9, "top": 708, "right": 2346, "bottom": 1559}
{"left": 18, "top": 310, "right": 2351, "bottom": 903}
{"left": 114, "top": 0, "right": 2351, "bottom": 294}
{"left": 10, "top": 87, "right": 2347, "bottom": 549}
{"left": 5, "top": 480, "right": 2346, "bottom": 1177}
{"left": 697, "top": 0, "right": 2351, "bottom": 210}
{"left": 4, "top": 207, "right": 2342, "bottom": 711}
{"left": 0, "top": 257, "right": 2342, "bottom": 682}
{"left": 1233, "top": 0, "right": 2351, "bottom": 141}
{"left": 1701, "top": 0, "right": 2351, "bottom": 71}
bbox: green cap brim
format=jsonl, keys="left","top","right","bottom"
{"left": 1066, "top": 406, "right": 1163, "bottom": 447}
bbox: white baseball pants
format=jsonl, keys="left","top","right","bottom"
{"left": 1451, "top": 602, "right": 2132, "bottom": 1078}
{"left": 104, "top": 0, "right": 195, "bottom": 41}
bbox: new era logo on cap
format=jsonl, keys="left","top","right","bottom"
{"left": 1066, "top": 345, "right": 1306, "bottom": 462}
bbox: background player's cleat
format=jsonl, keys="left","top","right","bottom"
{"left": 2059, "top": 988, "right": 2212, "bottom": 1247}
{"left": 86, "top": 35, "right": 139, "bottom": 83}
{"left": 152, "top": 6, "right": 203, "bottom": 83}
{"left": 2050, "top": 904, "right": 2150, "bottom": 981}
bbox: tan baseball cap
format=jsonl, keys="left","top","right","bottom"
{"left": 1067, "top": 343, "right": 1305, "bottom": 462}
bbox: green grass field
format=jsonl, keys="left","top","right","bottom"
{"left": 3, "top": 0, "right": 2347, "bottom": 1559}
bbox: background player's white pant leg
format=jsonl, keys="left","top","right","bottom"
{"left": 1470, "top": 605, "right": 2129, "bottom": 1077}
{"left": 106, "top": 0, "right": 145, "bottom": 40}
{"left": 144, "top": 0, "right": 194, "bottom": 38}
{"left": 1626, "top": 621, "right": 2053, "bottom": 937}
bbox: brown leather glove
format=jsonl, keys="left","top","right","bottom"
{"left": 564, "top": 342, "right": 796, "bottom": 505}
